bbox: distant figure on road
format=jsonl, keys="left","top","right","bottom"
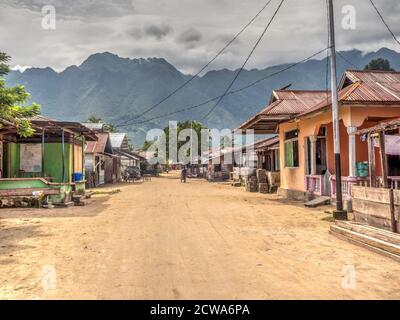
{"left": 181, "top": 167, "right": 187, "bottom": 183}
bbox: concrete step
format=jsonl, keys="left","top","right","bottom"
{"left": 330, "top": 224, "right": 400, "bottom": 262}
{"left": 304, "top": 196, "right": 330, "bottom": 208}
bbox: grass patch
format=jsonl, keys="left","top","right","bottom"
{"left": 321, "top": 216, "right": 334, "bottom": 222}
{"left": 91, "top": 189, "right": 121, "bottom": 196}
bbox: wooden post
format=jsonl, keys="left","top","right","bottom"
{"left": 61, "top": 128, "right": 65, "bottom": 183}
{"left": 81, "top": 136, "right": 85, "bottom": 177}
{"left": 41, "top": 128, "right": 45, "bottom": 177}
{"left": 378, "top": 131, "right": 388, "bottom": 188}
{"left": 72, "top": 134, "right": 75, "bottom": 177}
{"left": 389, "top": 188, "right": 398, "bottom": 233}
{"left": 367, "top": 133, "right": 376, "bottom": 187}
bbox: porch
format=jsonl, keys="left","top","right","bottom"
{"left": 302, "top": 115, "right": 400, "bottom": 207}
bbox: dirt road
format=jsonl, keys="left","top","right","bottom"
{"left": 1, "top": 172, "right": 399, "bottom": 299}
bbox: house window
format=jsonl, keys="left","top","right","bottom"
{"left": 284, "top": 130, "right": 299, "bottom": 167}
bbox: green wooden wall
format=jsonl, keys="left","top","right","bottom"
{"left": 5, "top": 143, "right": 73, "bottom": 183}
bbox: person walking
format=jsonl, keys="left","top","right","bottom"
{"left": 181, "top": 166, "right": 187, "bottom": 183}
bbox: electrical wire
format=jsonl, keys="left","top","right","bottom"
{"left": 369, "top": 0, "right": 400, "bottom": 46}
{"left": 201, "top": 0, "right": 286, "bottom": 121}
{"left": 115, "top": 47, "right": 328, "bottom": 128}
{"left": 336, "top": 51, "right": 359, "bottom": 69}
{"left": 114, "top": 0, "right": 275, "bottom": 126}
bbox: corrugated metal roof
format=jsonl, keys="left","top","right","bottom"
{"left": 345, "top": 70, "right": 400, "bottom": 84}
{"left": 237, "top": 90, "right": 328, "bottom": 132}
{"left": 264, "top": 90, "right": 329, "bottom": 115}
{"left": 25, "top": 115, "right": 98, "bottom": 140}
{"left": 85, "top": 133, "right": 110, "bottom": 154}
{"left": 255, "top": 136, "right": 279, "bottom": 151}
{"left": 109, "top": 132, "right": 128, "bottom": 149}
{"left": 82, "top": 122, "right": 105, "bottom": 131}
{"left": 300, "top": 70, "right": 400, "bottom": 118}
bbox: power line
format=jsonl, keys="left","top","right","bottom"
{"left": 201, "top": 0, "right": 286, "bottom": 121}
{"left": 116, "top": 47, "right": 328, "bottom": 128}
{"left": 336, "top": 51, "right": 358, "bottom": 69}
{"left": 114, "top": 0, "right": 274, "bottom": 127}
{"left": 369, "top": 0, "right": 400, "bottom": 46}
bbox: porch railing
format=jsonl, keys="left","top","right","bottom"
{"left": 388, "top": 177, "right": 400, "bottom": 190}
{"left": 330, "top": 176, "right": 369, "bottom": 199}
{"left": 305, "top": 175, "right": 324, "bottom": 196}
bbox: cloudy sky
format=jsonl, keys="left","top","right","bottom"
{"left": 1, "top": 0, "right": 399, "bottom": 73}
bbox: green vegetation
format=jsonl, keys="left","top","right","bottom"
{"left": 0, "top": 52, "right": 40, "bottom": 137}
{"left": 364, "top": 58, "right": 395, "bottom": 71}
{"left": 141, "top": 140, "right": 155, "bottom": 151}
{"left": 163, "top": 120, "right": 207, "bottom": 158}
{"left": 87, "top": 115, "right": 117, "bottom": 132}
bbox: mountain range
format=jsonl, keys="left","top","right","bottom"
{"left": 6, "top": 47, "right": 400, "bottom": 146}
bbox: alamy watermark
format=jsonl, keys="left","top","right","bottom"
{"left": 42, "top": 264, "right": 57, "bottom": 290}
{"left": 145, "top": 122, "right": 255, "bottom": 167}
{"left": 341, "top": 264, "right": 356, "bottom": 290}
{"left": 41, "top": 5, "right": 56, "bottom": 30}
{"left": 341, "top": 5, "right": 356, "bottom": 30}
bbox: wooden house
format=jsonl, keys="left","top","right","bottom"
{"left": 0, "top": 115, "right": 97, "bottom": 204}
{"left": 238, "top": 70, "right": 400, "bottom": 208}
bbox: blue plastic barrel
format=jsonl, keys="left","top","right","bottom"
{"left": 73, "top": 172, "right": 83, "bottom": 182}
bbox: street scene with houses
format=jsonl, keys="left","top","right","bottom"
{"left": 1, "top": 0, "right": 400, "bottom": 302}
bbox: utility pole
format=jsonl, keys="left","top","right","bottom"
{"left": 328, "top": 0, "right": 347, "bottom": 220}
{"left": 190, "top": 120, "right": 193, "bottom": 167}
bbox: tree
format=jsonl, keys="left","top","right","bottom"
{"left": 0, "top": 52, "right": 40, "bottom": 137}
{"left": 364, "top": 58, "right": 395, "bottom": 71}
{"left": 163, "top": 120, "right": 207, "bottom": 159}
{"left": 87, "top": 115, "right": 116, "bottom": 132}
{"left": 141, "top": 140, "right": 155, "bottom": 151}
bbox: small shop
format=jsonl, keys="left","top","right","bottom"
{"left": 0, "top": 116, "right": 97, "bottom": 205}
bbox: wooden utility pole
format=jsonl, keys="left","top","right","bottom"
{"left": 328, "top": 0, "right": 347, "bottom": 220}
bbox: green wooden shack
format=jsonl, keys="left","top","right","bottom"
{"left": 0, "top": 116, "right": 97, "bottom": 204}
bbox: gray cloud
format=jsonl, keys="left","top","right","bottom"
{"left": 177, "top": 28, "right": 202, "bottom": 44}
{"left": 4, "top": 0, "right": 135, "bottom": 17}
{"left": 0, "top": 0, "right": 399, "bottom": 74}
{"left": 144, "top": 23, "right": 173, "bottom": 40}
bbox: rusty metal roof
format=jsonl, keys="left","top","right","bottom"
{"left": 237, "top": 90, "right": 328, "bottom": 133}
{"left": 255, "top": 136, "right": 279, "bottom": 151}
{"left": 85, "top": 133, "right": 113, "bottom": 154}
{"left": 18, "top": 115, "right": 98, "bottom": 140}
{"left": 300, "top": 70, "right": 400, "bottom": 118}
{"left": 343, "top": 70, "right": 400, "bottom": 84}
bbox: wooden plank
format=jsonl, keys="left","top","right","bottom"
{"left": 390, "top": 189, "right": 398, "bottom": 233}
{"left": 352, "top": 186, "right": 390, "bottom": 204}
{"left": 367, "top": 134, "right": 376, "bottom": 187}
{"left": 335, "top": 221, "right": 400, "bottom": 245}
{"left": 0, "top": 188, "right": 60, "bottom": 197}
{"left": 330, "top": 229, "right": 400, "bottom": 263}
{"left": 352, "top": 198, "right": 398, "bottom": 220}
{"left": 330, "top": 225, "right": 400, "bottom": 256}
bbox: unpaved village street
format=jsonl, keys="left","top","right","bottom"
{"left": 0, "top": 172, "right": 399, "bottom": 299}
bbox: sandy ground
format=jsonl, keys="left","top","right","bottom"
{"left": 0, "top": 171, "right": 399, "bottom": 300}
